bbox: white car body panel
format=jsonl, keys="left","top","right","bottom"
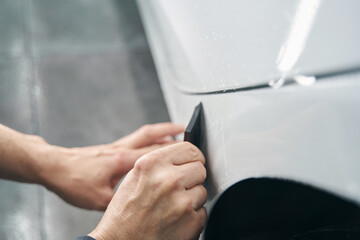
{"left": 136, "top": 0, "right": 360, "bottom": 206}
{"left": 137, "top": 0, "right": 360, "bottom": 93}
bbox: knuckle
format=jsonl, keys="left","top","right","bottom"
{"left": 133, "top": 160, "right": 143, "bottom": 172}
{"left": 179, "top": 197, "right": 193, "bottom": 214}
{"left": 201, "top": 185, "right": 208, "bottom": 198}
{"left": 200, "top": 186, "right": 208, "bottom": 204}
{"left": 191, "top": 161, "right": 206, "bottom": 182}
{"left": 197, "top": 208, "right": 207, "bottom": 231}
{"left": 154, "top": 171, "right": 181, "bottom": 192}
{"left": 199, "top": 164, "right": 207, "bottom": 181}
{"left": 169, "top": 173, "right": 183, "bottom": 189}
{"left": 134, "top": 155, "right": 153, "bottom": 172}
{"left": 186, "top": 199, "right": 194, "bottom": 213}
{"left": 146, "top": 148, "right": 168, "bottom": 166}
{"left": 151, "top": 148, "right": 166, "bottom": 160}
{"left": 187, "top": 143, "right": 201, "bottom": 161}
{"left": 202, "top": 208, "right": 208, "bottom": 223}
{"left": 183, "top": 141, "right": 194, "bottom": 150}
{"left": 183, "top": 142, "right": 205, "bottom": 165}
{"left": 135, "top": 147, "right": 166, "bottom": 172}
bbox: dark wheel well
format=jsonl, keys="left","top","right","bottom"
{"left": 204, "top": 178, "right": 360, "bottom": 240}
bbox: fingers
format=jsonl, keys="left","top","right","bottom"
{"left": 153, "top": 135, "right": 174, "bottom": 144}
{"left": 186, "top": 185, "right": 207, "bottom": 210}
{"left": 176, "top": 161, "right": 206, "bottom": 189}
{"left": 152, "top": 142, "right": 205, "bottom": 166}
{"left": 131, "top": 140, "right": 180, "bottom": 160}
{"left": 189, "top": 207, "right": 207, "bottom": 240}
{"left": 110, "top": 141, "right": 180, "bottom": 178}
{"left": 195, "top": 207, "right": 207, "bottom": 235}
{"left": 110, "top": 142, "right": 205, "bottom": 193}
{"left": 116, "top": 122, "right": 184, "bottom": 149}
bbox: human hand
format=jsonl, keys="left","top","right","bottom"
{"left": 89, "top": 142, "right": 207, "bottom": 240}
{"left": 40, "top": 122, "right": 184, "bottom": 210}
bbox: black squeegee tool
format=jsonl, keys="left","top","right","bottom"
{"left": 184, "top": 103, "right": 215, "bottom": 198}
{"left": 184, "top": 102, "right": 206, "bottom": 155}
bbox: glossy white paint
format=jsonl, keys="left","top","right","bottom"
{"left": 137, "top": 0, "right": 360, "bottom": 205}
{"left": 162, "top": 73, "right": 360, "bottom": 205}
{"left": 138, "top": 0, "right": 360, "bottom": 93}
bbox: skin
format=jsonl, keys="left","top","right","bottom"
{"left": 0, "top": 122, "right": 185, "bottom": 210}
{"left": 89, "top": 142, "right": 207, "bottom": 240}
{"left": 0, "top": 123, "right": 208, "bottom": 239}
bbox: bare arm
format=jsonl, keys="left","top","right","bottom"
{"left": 0, "top": 124, "right": 51, "bottom": 184}
{"left": 0, "top": 123, "right": 184, "bottom": 210}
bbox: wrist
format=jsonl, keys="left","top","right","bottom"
{"left": 34, "top": 143, "right": 69, "bottom": 190}
{"left": 88, "top": 230, "right": 104, "bottom": 240}
{"left": 89, "top": 219, "right": 130, "bottom": 240}
{"left": 89, "top": 228, "right": 114, "bottom": 240}
{"left": 12, "top": 134, "right": 54, "bottom": 185}
{"left": 23, "top": 136, "right": 66, "bottom": 188}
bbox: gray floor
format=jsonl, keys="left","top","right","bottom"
{"left": 0, "top": 0, "right": 169, "bottom": 239}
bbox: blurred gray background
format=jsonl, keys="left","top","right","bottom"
{"left": 0, "top": 0, "right": 169, "bottom": 239}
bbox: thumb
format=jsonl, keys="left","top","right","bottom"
{"left": 107, "top": 151, "right": 136, "bottom": 187}
{"left": 115, "top": 123, "right": 184, "bottom": 149}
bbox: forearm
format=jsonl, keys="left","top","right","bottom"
{"left": 0, "top": 122, "right": 185, "bottom": 211}
{"left": 0, "top": 124, "right": 55, "bottom": 184}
